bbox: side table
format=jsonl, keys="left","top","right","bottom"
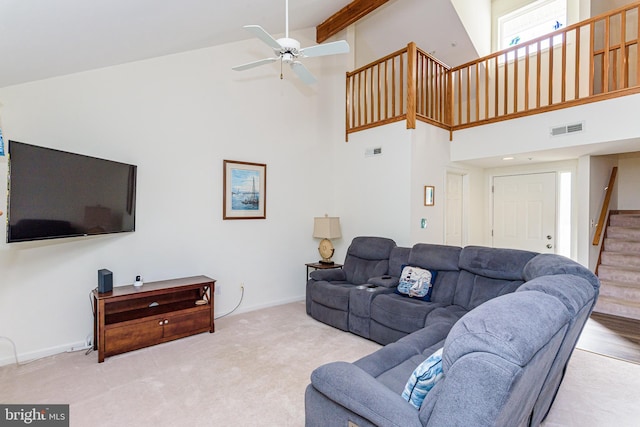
{"left": 305, "top": 262, "right": 343, "bottom": 281}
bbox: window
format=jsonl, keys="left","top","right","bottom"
{"left": 498, "top": 0, "right": 567, "bottom": 51}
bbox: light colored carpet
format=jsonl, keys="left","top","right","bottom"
{"left": 1, "top": 301, "right": 639, "bottom": 426}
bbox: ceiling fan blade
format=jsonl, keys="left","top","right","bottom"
{"left": 243, "top": 25, "right": 282, "bottom": 50}
{"left": 232, "top": 57, "right": 278, "bottom": 71}
{"left": 300, "top": 40, "right": 350, "bottom": 58}
{"left": 290, "top": 61, "right": 317, "bottom": 85}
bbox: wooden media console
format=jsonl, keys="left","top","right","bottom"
{"left": 93, "top": 275, "right": 215, "bottom": 362}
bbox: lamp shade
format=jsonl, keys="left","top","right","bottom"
{"left": 313, "top": 216, "right": 342, "bottom": 239}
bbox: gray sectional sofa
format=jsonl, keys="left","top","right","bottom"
{"left": 305, "top": 236, "right": 600, "bottom": 427}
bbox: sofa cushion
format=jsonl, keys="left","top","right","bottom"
{"left": 458, "top": 245, "right": 537, "bottom": 280}
{"left": 343, "top": 237, "right": 396, "bottom": 285}
{"left": 389, "top": 246, "right": 411, "bottom": 277}
{"left": 311, "top": 282, "right": 353, "bottom": 310}
{"left": 402, "top": 347, "right": 444, "bottom": 409}
{"left": 396, "top": 266, "right": 438, "bottom": 300}
{"left": 371, "top": 294, "right": 446, "bottom": 334}
{"left": 443, "top": 291, "right": 570, "bottom": 369}
{"left": 523, "top": 253, "right": 600, "bottom": 291}
{"left": 452, "top": 243, "right": 536, "bottom": 311}
{"left": 453, "top": 271, "right": 524, "bottom": 311}
{"left": 408, "top": 244, "right": 461, "bottom": 271}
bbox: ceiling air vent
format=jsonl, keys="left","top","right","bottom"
{"left": 550, "top": 121, "right": 584, "bottom": 137}
{"left": 365, "top": 147, "right": 383, "bottom": 157}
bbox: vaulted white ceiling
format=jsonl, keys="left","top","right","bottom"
{"left": 0, "top": 0, "right": 478, "bottom": 88}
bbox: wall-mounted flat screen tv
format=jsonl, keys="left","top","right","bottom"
{"left": 7, "top": 140, "right": 137, "bottom": 243}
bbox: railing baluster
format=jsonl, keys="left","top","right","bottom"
{"left": 525, "top": 45, "right": 530, "bottom": 110}
{"left": 392, "top": 57, "right": 396, "bottom": 117}
{"left": 604, "top": 16, "right": 610, "bottom": 93}
{"left": 562, "top": 32, "right": 567, "bottom": 102}
{"left": 484, "top": 59, "right": 489, "bottom": 119}
{"left": 513, "top": 49, "right": 520, "bottom": 113}
{"left": 536, "top": 41, "right": 541, "bottom": 108}
{"left": 549, "top": 35, "right": 554, "bottom": 105}
{"left": 621, "top": 10, "right": 627, "bottom": 89}
{"left": 494, "top": 57, "right": 499, "bottom": 118}
{"left": 384, "top": 60, "right": 389, "bottom": 119}
{"left": 458, "top": 69, "right": 462, "bottom": 124}
{"left": 504, "top": 52, "right": 508, "bottom": 115}
{"left": 400, "top": 52, "right": 404, "bottom": 115}
{"left": 590, "top": 21, "right": 595, "bottom": 95}
{"left": 575, "top": 28, "right": 581, "bottom": 99}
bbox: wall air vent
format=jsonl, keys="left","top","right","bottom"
{"left": 365, "top": 147, "right": 383, "bottom": 157}
{"left": 550, "top": 121, "right": 584, "bottom": 137}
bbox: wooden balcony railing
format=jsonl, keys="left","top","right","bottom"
{"left": 345, "top": 43, "right": 450, "bottom": 140}
{"left": 345, "top": 1, "right": 640, "bottom": 139}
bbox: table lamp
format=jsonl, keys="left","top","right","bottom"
{"left": 313, "top": 215, "right": 342, "bottom": 264}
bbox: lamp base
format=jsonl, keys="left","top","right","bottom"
{"left": 317, "top": 238, "right": 335, "bottom": 265}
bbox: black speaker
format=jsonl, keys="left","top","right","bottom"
{"left": 98, "top": 269, "right": 113, "bottom": 293}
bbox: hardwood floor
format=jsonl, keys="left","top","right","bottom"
{"left": 577, "top": 312, "right": 640, "bottom": 364}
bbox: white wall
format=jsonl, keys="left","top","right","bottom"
{"left": 452, "top": 0, "right": 492, "bottom": 57}
{"left": 332, "top": 121, "right": 413, "bottom": 253}
{"left": 409, "top": 122, "right": 485, "bottom": 246}
{"left": 451, "top": 93, "right": 640, "bottom": 163}
{"left": 331, "top": 120, "right": 486, "bottom": 258}
{"left": 618, "top": 152, "right": 640, "bottom": 209}
{"left": 0, "top": 29, "right": 348, "bottom": 364}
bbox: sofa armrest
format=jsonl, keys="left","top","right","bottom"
{"left": 309, "top": 268, "right": 346, "bottom": 282}
{"left": 368, "top": 276, "right": 399, "bottom": 288}
{"left": 310, "top": 361, "right": 421, "bottom": 427}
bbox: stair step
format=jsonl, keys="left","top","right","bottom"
{"left": 594, "top": 295, "right": 640, "bottom": 321}
{"left": 599, "top": 280, "right": 640, "bottom": 300}
{"left": 601, "top": 251, "right": 640, "bottom": 268}
{"left": 597, "top": 264, "right": 640, "bottom": 284}
{"left": 610, "top": 214, "right": 640, "bottom": 228}
{"left": 604, "top": 238, "right": 640, "bottom": 254}
{"left": 607, "top": 226, "right": 640, "bottom": 241}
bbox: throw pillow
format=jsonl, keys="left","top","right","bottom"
{"left": 402, "top": 347, "right": 444, "bottom": 410}
{"left": 396, "top": 265, "right": 438, "bottom": 301}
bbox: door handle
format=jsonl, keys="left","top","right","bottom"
{"left": 547, "top": 244, "right": 553, "bottom": 249}
{"left": 546, "top": 235, "right": 553, "bottom": 240}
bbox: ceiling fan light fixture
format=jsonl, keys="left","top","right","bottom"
{"left": 231, "top": 0, "right": 349, "bottom": 85}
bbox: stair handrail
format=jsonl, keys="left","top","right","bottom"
{"left": 592, "top": 167, "right": 618, "bottom": 245}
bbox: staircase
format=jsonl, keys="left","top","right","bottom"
{"left": 594, "top": 213, "right": 640, "bottom": 321}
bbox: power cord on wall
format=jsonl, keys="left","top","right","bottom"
{"left": 0, "top": 336, "right": 20, "bottom": 367}
{"left": 214, "top": 285, "right": 244, "bottom": 320}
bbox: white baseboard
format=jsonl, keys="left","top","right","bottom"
{"left": 218, "top": 295, "right": 305, "bottom": 318}
{"left": 0, "top": 339, "right": 88, "bottom": 367}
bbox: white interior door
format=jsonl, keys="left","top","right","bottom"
{"left": 445, "top": 172, "right": 464, "bottom": 247}
{"left": 493, "top": 172, "right": 556, "bottom": 253}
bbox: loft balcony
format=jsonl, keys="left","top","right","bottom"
{"left": 345, "top": 1, "right": 640, "bottom": 140}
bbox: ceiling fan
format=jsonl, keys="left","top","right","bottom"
{"left": 232, "top": 0, "right": 350, "bottom": 85}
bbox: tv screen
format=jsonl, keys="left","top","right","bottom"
{"left": 7, "top": 141, "right": 137, "bottom": 243}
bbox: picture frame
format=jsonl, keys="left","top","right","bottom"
{"left": 223, "top": 160, "right": 267, "bottom": 220}
{"left": 424, "top": 186, "right": 435, "bottom": 206}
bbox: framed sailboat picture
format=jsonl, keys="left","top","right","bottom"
{"left": 223, "top": 160, "right": 267, "bottom": 219}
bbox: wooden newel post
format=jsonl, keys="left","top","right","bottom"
{"left": 406, "top": 42, "right": 417, "bottom": 129}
